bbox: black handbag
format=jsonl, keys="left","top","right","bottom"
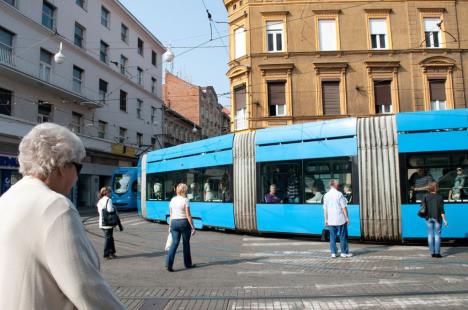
{"left": 102, "top": 199, "right": 119, "bottom": 227}
{"left": 417, "top": 196, "right": 427, "bottom": 218}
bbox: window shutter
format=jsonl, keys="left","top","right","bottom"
{"left": 369, "top": 19, "right": 387, "bottom": 35}
{"left": 318, "top": 19, "right": 337, "bottom": 51}
{"left": 234, "top": 27, "right": 246, "bottom": 58}
{"left": 429, "top": 80, "right": 446, "bottom": 101}
{"left": 268, "top": 82, "right": 286, "bottom": 106}
{"left": 322, "top": 81, "right": 340, "bottom": 115}
{"left": 234, "top": 85, "right": 246, "bottom": 111}
{"left": 374, "top": 81, "right": 392, "bottom": 105}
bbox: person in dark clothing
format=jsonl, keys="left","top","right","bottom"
{"left": 423, "top": 182, "right": 448, "bottom": 258}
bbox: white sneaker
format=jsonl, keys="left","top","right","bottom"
{"left": 341, "top": 253, "right": 353, "bottom": 258}
{"left": 331, "top": 253, "right": 337, "bottom": 258}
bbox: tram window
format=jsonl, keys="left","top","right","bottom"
{"left": 303, "top": 158, "right": 352, "bottom": 204}
{"left": 113, "top": 173, "right": 131, "bottom": 194}
{"left": 201, "top": 166, "right": 232, "bottom": 202}
{"left": 406, "top": 152, "right": 468, "bottom": 203}
{"left": 147, "top": 173, "right": 164, "bottom": 201}
{"left": 185, "top": 169, "right": 203, "bottom": 202}
{"left": 260, "top": 161, "right": 302, "bottom": 204}
{"left": 164, "top": 171, "right": 186, "bottom": 200}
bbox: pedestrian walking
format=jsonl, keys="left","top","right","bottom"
{"left": 323, "top": 179, "right": 352, "bottom": 258}
{"left": 166, "top": 183, "right": 196, "bottom": 272}
{"left": 424, "top": 182, "right": 448, "bottom": 258}
{"left": 97, "top": 186, "right": 122, "bottom": 259}
{"left": 0, "top": 123, "right": 125, "bottom": 310}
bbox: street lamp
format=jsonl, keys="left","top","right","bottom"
{"left": 54, "top": 42, "right": 65, "bottom": 64}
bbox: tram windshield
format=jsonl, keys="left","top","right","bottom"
{"left": 113, "top": 173, "right": 131, "bottom": 194}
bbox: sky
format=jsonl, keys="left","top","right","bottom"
{"left": 119, "top": 0, "right": 231, "bottom": 106}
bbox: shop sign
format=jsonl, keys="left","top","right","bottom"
{"left": 0, "top": 154, "right": 19, "bottom": 169}
{"left": 111, "top": 144, "right": 136, "bottom": 158}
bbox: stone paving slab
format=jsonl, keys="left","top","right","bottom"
{"left": 81, "top": 211, "right": 468, "bottom": 310}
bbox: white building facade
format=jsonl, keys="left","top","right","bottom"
{"left": 0, "top": 0, "right": 165, "bottom": 207}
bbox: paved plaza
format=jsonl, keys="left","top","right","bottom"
{"left": 81, "top": 210, "right": 468, "bottom": 309}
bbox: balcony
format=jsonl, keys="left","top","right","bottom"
{"left": 0, "top": 46, "right": 103, "bottom": 109}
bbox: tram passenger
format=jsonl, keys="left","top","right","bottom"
{"left": 166, "top": 183, "right": 196, "bottom": 272}
{"left": 0, "top": 123, "right": 125, "bottom": 309}
{"left": 449, "top": 167, "right": 466, "bottom": 201}
{"left": 265, "top": 184, "right": 282, "bottom": 203}
{"left": 323, "top": 179, "right": 352, "bottom": 258}
{"left": 343, "top": 184, "right": 353, "bottom": 203}
{"left": 424, "top": 182, "right": 448, "bottom": 258}
{"left": 409, "top": 168, "right": 434, "bottom": 202}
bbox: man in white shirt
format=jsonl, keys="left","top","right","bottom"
{"left": 323, "top": 179, "right": 353, "bottom": 258}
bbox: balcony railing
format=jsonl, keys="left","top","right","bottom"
{"left": 0, "top": 46, "right": 101, "bottom": 107}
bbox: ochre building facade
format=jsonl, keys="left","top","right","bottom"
{"left": 223, "top": 0, "right": 468, "bottom": 131}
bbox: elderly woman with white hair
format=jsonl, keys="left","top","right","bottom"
{"left": 0, "top": 123, "right": 125, "bottom": 309}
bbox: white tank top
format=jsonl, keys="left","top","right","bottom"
{"left": 170, "top": 196, "right": 189, "bottom": 219}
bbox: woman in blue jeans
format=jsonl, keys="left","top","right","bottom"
{"left": 166, "top": 183, "right": 196, "bottom": 272}
{"left": 424, "top": 182, "right": 448, "bottom": 258}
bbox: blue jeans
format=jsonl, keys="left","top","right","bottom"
{"left": 166, "top": 219, "right": 192, "bottom": 269}
{"left": 328, "top": 224, "right": 349, "bottom": 254}
{"left": 427, "top": 219, "right": 442, "bottom": 255}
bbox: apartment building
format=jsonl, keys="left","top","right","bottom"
{"left": 0, "top": 0, "right": 165, "bottom": 207}
{"left": 164, "top": 107, "right": 201, "bottom": 147}
{"left": 163, "top": 71, "right": 230, "bottom": 139}
{"left": 224, "top": 0, "right": 468, "bottom": 131}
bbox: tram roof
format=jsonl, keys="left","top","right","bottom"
{"left": 255, "top": 117, "right": 357, "bottom": 145}
{"left": 147, "top": 134, "right": 234, "bottom": 162}
{"left": 397, "top": 108, "right": 468, "bottom": 132}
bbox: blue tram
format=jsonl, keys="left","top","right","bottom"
{"left": 138, "top": 109, "right": 468, "bottom": 241}
{"left": 111, "top": 167, "right": 138, "bottom": 210}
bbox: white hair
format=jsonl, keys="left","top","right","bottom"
{"left": 18, "top": 123, "right": 86, "bottom": 178}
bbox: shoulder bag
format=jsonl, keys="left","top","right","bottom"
{"left": 417, "top": 196, "right": 427, "bottom": 218}
{"left": 102, "top": 198, "right": 119, "bottom": 227}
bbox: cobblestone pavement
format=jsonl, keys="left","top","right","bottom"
{"left": 81, "top": 210, "right": 468, "bottom": 309}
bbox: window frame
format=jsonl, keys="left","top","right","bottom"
{"left": 42, "top": 1, "right": 56, "bottom": 31}
{"left": 75, "top": 0, "right": 86, "bottom": 10}
{"left": 365, "top": 10, "right": 392, "bottom": 50}
{"left": 39, "top": 48, "right": 53, "bottom": 82}
{"left": 262, "top": 12, "right": 288, "bottom": 53}
{"left": 137, "top": 38, "right": 144, "bottom": 56}
{"left": 119, "top": 127, "right": 127, "bottom": 144}
{"left": 100, "top": 40, "right": 109, "bottom": 64}
{"left": 137, "top": 66, "right": 143, "bottom": 85}
{"left": 101, "top": 6, "right": 110, "bottom": 28}
{"left": 119, "top": 90, "right": 127, "bottom": 112}
{"left": 151, "top": 50, "right": 157, "bottom": 66}
{"left": 74, "top": 22, "right": 85, "bottom": 48}
{"left": 98, "top": 120, "right": 107, "bottom": 139}
{"left": 0, "top": 87, "right": 13, "bottom": 116}
{"left": 137, "top": 99, "right": 143, "bottom": 119}
{"left": 120, "top": 55, "right": 128, "bottom": 76}
{"left": 234, "top": 26, "right": 246, "bottom": 59}
{"left": 315, "top": 12, "right": 340, "bottom": 52}
{"left": 121, "top": 23, "right": 129, "bottom": 43}
{"left": 71, "top": 111, "right": 82, "bottom": 133}
{"left": 99, "top": 79, "right": 108, "bottom": 103}
{"left": 72, "top": 65, "right": 84, "bottom": 93}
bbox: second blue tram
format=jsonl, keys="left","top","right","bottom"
{"left": 111, "top": 167, "right": 138, "bottom": 210}
{"left": 139, "top": 109, "right": 468, "bottom": 241}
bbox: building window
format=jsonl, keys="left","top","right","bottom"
{"left": 120, "top": 90, "right": 127, "bottom": 111}
{"left": 0, "top": 27, "right": 14, "bottom": 66}
{"left": 137, "top": 132, "right": 143, "bottom": 146}
{"left": 121, "top": 23, "right": 129, "bottom": 43}
{"left": 98, "top": 120, "right": 107, "bottom": 139}
{"left": 151, "top": 137, "right": 156, "bottom": 149}
{"left": 234, "top": 27, "right": 246, "bottom": 58}
{"left": 37, "top": 101, "right": 52, "bottom": 123}
{"left": 99, "top": 79, "right": 108, "bottom": 103}
{"left": 151, "top": 77, "right": 156, "bottom": 95}
{"left": 369, "top": 18, "right": 388, "bottom": 49}
{"left": 266, "top": 21, "right": 283, "bottom": 52}
{"left": 429, "top": 79, "right": 447, "bottom": 110}
{"left": 72, "top": 66, "right": 84, "bottom": 93}
{"left": 101, "top": 6, "right": 110, "bottom": 28}
{"left": 0, "top": 87, "right": 12, "bottom": 116}
{"left": 322, "top": 81, "right": 341, "bottom": 115}
{"left": 234, "top": 84, "right": 247, "bottom": 130}
{"left": 424, "top": 18, "right": 442, "bottom": 48}
{"left": 74, "top": 23, "right": 85, "bottom": 48}
{"left": 152, "top": 51, "right": 157, "bottom": 66}
{"left": 120, "top": 55, "right": 127, "bottom": 76}
{"left": 3, "top": 0, "right": 15, "bottom": 6}
{"left": 42, "top": 1, "right": 56, "bottom": 30}
{"left": 374, "top": 80, "right": 392, "bottom": 113}
{"left": 71, "top": 112, "right": 82, "bottom": 133}
{"left": 39, "top": 48, "right": 53, "bottom": 82}
{"left": 318, "top": 19, "right": 337, "bottom": 51}
{"left": 151, "top": 106, "right": 156, "bottom": 124}
{"left": 100, "top": 40, "right": 109, "bottom": 64}
{"left": 137, "top": 67, "right": 143, "bottom": 85}
{"left": 138, "top": 38, "right": 144, "bottom": 56}
{"left": 119, "top": 127, "right": 127, "bottom": 143}
{"left": 75, "top": 0, "right": 85, "bottom": 9}
{"left": 267, "top": 81, "right": 286, "bottom": 117}
{"left": 137, "top": 99, "right": 143, "bottom": 119}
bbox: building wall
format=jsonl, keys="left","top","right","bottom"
{"left": 164, "top": 109, "right": 201, "bottom": 147}
{"left": 224, "top": 0, "right": 468, "bottom": 131}
{"left": 0, "top": 0, "right": 165, "bottom": 205}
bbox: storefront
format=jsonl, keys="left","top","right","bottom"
{"left": 0, "top": 154, "right": 21, "bottom": 196}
